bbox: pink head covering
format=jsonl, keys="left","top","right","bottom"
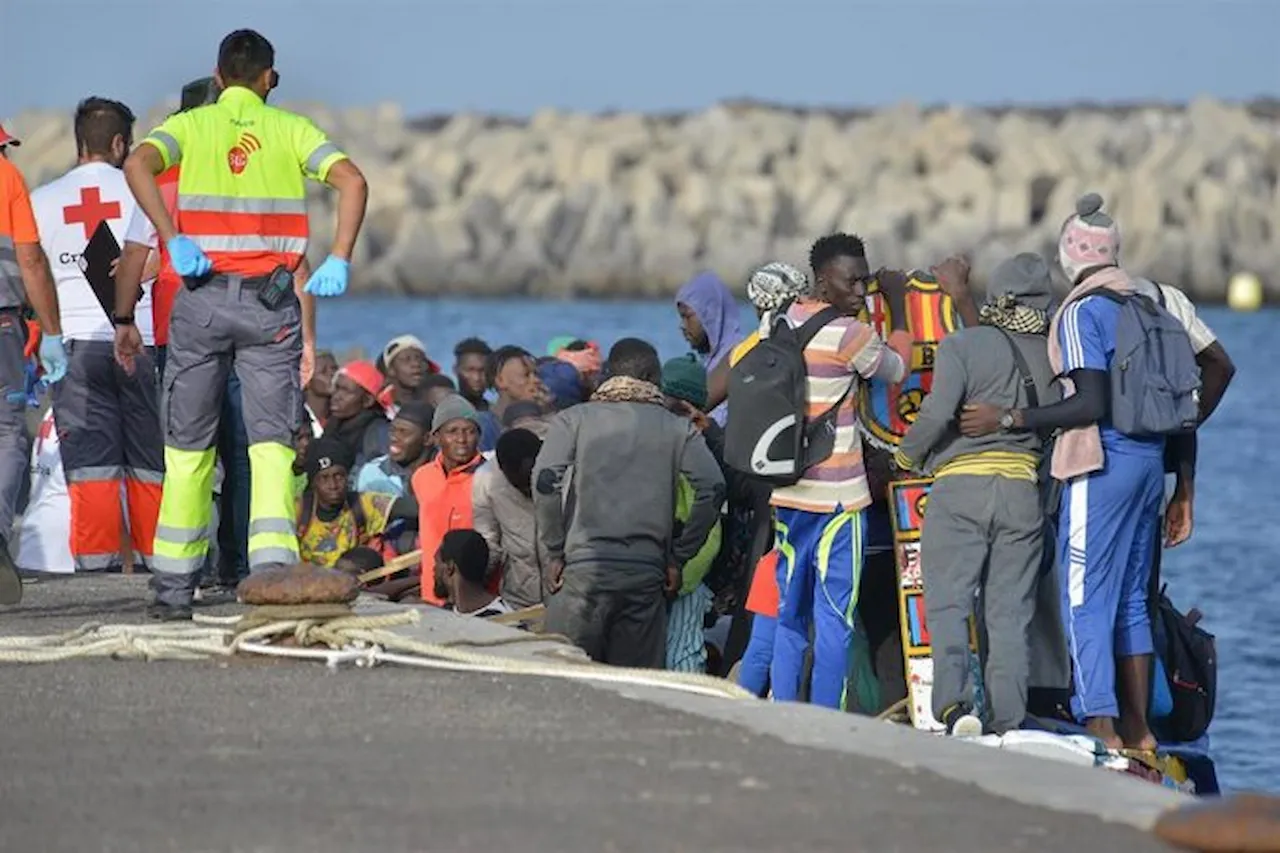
{"left": 557, "top": 343, "right": 602, "bottom": 377}
{"left": 1058, "top": 192, "right": 1120, "bottom": 285}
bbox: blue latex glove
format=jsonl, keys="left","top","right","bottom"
{"left": 38, "top": 333, "right": 68, "bottom": 383}
{"left": 166, "top": 235, "right": 212, "bottom": 278}
{"left": 304, "top": 255, "right": 349, "bottom": 297}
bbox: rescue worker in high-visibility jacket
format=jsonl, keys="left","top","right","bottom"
{"left": 0, "top": 132, "right": 67, "bottom": 604}
{"left": 121, "top": 28, "right": 368, "bottom": 619}
{"left": 116, "top": 76, "right": 320, "bottom": 594}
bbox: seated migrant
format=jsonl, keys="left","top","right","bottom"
{"left": 297, "top": 436, "right": 418, "bottom": 568}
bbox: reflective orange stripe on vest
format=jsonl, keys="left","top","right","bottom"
{"left": 177, "top": 195, "right": 309, "bottom": 272}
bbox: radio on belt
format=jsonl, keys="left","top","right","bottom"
{"left": 257, "top": 265, "right": 294, "bottom": 310}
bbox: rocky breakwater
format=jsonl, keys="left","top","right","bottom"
{"left": 6, "top": 98, "right": 1279, "bottom": 300}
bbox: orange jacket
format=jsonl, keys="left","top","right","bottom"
{"left": 745, "top": 550, "right": 780, "bottom": 618}
{"left": 411, "top": 453, "right": 487, "bottom": 605}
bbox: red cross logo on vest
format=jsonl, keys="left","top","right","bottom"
{"left": 63, "top": 187, "right": 121, "bottom": 240}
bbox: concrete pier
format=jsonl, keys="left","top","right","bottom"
{"left": 0, "top": 575, "right": 1183, "bottom": 852}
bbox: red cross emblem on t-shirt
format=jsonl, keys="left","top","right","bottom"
{"left": 62, "top": 187, "right": 121, "bottom": 240}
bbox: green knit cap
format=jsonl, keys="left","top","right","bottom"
{"left": 661, "top": 354, "right": 708, "bottom": 410}
{"left": 545, "top": 335, "right": 577, "bottom": 356}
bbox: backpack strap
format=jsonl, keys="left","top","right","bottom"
{"left": 797, "top": 307, "right": 859, "bottom": 462}
{"left": 1087, "top": 288, "right": 1130, "bottom": 306}
{"left": 792, "top": 304, "right": 852, "bottom": 420}
{"left": 793, "top": 305, "right": 843, "bottom": 349}
{"left": 1090, "top": 286, "right": 1164, "bottom": 316}
{"left": 992, "top": 327, "right": 1040, "bottom": 409}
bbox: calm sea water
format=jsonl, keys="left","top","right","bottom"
{"left": 321, "top": 297, "right": 1278, "bottom": 793}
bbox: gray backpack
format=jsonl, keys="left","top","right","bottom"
{"left": 1090, "top": 288, "right": 1201, "bottom": 436}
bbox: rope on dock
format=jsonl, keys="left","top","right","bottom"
{"left": 0, "top": 606, "right": 754, "bottom": 701}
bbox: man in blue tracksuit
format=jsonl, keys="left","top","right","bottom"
{"left": 1051, "top": 292, "right": 1165, "bottom": 750}
{"left": 961, "top": 194, "right": 1174, "bottom": 751}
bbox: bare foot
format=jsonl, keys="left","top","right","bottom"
{"left": 1117, "top": 716, "right": 1159, "bottom": 752}
{"left": 1085, "top": 716, "right": 1124, "bottom": 751}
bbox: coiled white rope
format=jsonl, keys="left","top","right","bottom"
{"left": 0, "top": 608, "right": 753, "bottom": 701}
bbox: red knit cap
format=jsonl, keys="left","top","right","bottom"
{"left": 338, "top": 360, "right": 385, "bottom": 397}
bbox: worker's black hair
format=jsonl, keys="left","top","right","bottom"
{"left": 605, "top": 338, "right": 661, "bottom": 385}
{"left": 217, "top": 29, "right": 275, "bottom": 87}
{"left": 438, "top": 529, "right": 490, "bottom": 586}
{"left": 809, "top": 232, "right": 867, "bottom": 276}
{"left": 454, "top": 337, "right": 493, "bottom": 360}
{"left": 495, "top": 428, "right": 542, "bottom": 477}
{"left": 563, "top": 339, "right": 592, "bottom": 351}
{"left": 422, "top": 373, "right": 456, "bottom": 391}
{"left": 487, "top": 345, "right": 532, "bottom": 388}
{"left": 73, "top": 97, "right": 135, "bottom": 158}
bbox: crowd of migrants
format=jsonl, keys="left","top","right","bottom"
{"left": 0, "top": 75, "right": 1236, "bottom": 749}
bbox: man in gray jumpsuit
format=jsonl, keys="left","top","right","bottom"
{"left": 534, "top": 338, "right": 725, "bottom": 668}
{"left": 896, "top": 253, "right": 1061, "bottom": 734}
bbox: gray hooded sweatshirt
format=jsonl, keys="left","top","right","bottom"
{"left": 898, "top": 253, "right": 1061, "bottom": 473}
{"left": 533, "top": 399, "right": 726, "bottom": 573}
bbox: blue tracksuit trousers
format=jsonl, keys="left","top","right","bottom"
{"left": 1058, "top": 449, "right": 1164, "bottom": 720}
{"left": 737, "top": 614, "right": 776, "bottom": 697}
{"left": 771, "top": 505, "right": 865, "bottom": 709}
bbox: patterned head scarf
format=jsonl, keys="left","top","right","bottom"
{"left": 746, "top": 261, "right": 811, "bottom": 311}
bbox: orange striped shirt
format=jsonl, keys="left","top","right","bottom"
{"left": 769, "top": 299, "right": 909, "bottom": 514}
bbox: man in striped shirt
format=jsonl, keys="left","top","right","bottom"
{"left": 770, "top": 233, "right": 913, "bottom": 709}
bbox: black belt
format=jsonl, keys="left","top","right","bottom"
{"left": 185, "top": 267, "right": 295, "bottom": 290}
{"left": 185, "top": 272, "right": 275, "bottom": 289}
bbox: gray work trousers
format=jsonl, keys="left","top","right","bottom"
{"left": 545, "top": 562, "right": 668, "bottom": 669}
{"left": 151, "top": 275, "right": 302, "bottom": 607}
{"left": 0, "top": 308, "right": 27, "bottom": 540}
{"left": 920, "top": 474, "right": 1043, "bottom": 734}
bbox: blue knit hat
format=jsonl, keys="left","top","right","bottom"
{"left": 537, "top": 360, "right": 583, "bottom": 410}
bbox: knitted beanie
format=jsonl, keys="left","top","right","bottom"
{"left": 661, "top": 354, "right": 709, "bottom": 410}
{"left": 537, "top": 359, "right": 584, "bottom": 410}
{"left": 304, "top": 436, "right": 356, "bottom": 479}
{"left": 430, "top": 394, "right": 479, "bottom": 432}
{"left": 393, "top": 400, "right": 435, "bottom": 431}
{"left": 1058, "top": 192, "right": 1120, "bottom": 284}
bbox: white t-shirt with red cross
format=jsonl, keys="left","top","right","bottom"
{"left": 30, "top": 162, "right": 155, "bottom": 345}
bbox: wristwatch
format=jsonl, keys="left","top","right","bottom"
{"left": 111, "top": 314, "right": 135, "bottom": 327}
{"left": 999, "top": 410, "right": 1016, "bottom": 430}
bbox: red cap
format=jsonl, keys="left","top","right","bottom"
{"left": 338, "top": 360, "right": 385, "bottom": 398}
{"left": 0, "top": 124, "right": 20, "bottom": 147}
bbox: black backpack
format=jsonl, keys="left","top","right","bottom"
{"left": 724, "top": 303, "right": 847, "bottom": 486}
{"left": 1152, "top": 584, "right": 1217, "bottom": 742}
